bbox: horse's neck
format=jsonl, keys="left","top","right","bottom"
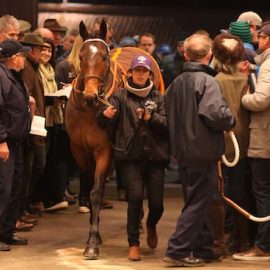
{"left": 104, "top": 60, "right": 125, "bottom": 98}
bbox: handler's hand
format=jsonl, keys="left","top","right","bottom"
{"left": 136, "top": 108, "right": 145, "bottom": 119}
{"left": 143, "top": 112, "right": 151, "bottom": 121}
{"left": 103, "top": 106, "right": 117, "bottom": 119}
{"left": 0, "top": 142, "right": 9, "bottom": 162}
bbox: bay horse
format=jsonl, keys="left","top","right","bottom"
{"left": 65, "top": 19, "right": 124, "bottom": 259}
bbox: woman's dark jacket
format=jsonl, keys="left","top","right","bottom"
{"left": 98, "top": 85, "right": 169, "bottom": 164}
{"left": 0, "top": 63, "right": 31, "bottom": 143}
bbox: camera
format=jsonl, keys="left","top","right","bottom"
{"left": 144, "top": 100, "right": 157, "bottom": 115}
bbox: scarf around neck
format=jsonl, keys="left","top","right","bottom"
{"left": 39, "top": 63, "right": 58, "bottom": 94}
{"left": 39, "top": 63, "right": 63, "bottom": 126}
{"left": 125, "top": 79, "right": 153, "bottom": 98}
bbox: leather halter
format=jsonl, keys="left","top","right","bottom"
{"left": 81, "top": 38, "right": 110, "bottom": 97}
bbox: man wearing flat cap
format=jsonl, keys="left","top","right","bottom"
{"left": 237, "top": 11, "right": 263, "bottom": 50}
{"left": 18, "top": 20, "right": 31, "bottom": 41}
{"left": 0, "top": 40, "right": 35, "bottom": 250}
{"left": 233, "top": 22, "right": 270, "bottom": 261}
{"left": 20, "top": 33, "right": 48, "bottom": 125}
{"left": 43, "top": 18, "right": 67, "bottom": 62}
{"left": 20, "top": 33, "right": 48, "bottom": 217}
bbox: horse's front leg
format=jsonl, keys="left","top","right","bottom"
{"left": 83, "top": 147, "right": 111, "bottom": 260}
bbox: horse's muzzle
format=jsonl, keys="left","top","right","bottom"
{"left": 83, "top": 93, "right": 98, "bottom": 107}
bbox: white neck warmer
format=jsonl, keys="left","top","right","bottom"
{"left": 125, "top": 80, "right": 153, "bottom": 98}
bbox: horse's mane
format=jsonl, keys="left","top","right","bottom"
{"left": 67, "top": 35, "right": 83, "bottom": 75}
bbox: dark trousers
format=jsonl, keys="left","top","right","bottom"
{"left": 166, "top": 162, "right": 216, "bottom": 259}
{"left": 28, "top": 141, "right": 47, "bottom": 204}
{"left": 43, "top": 127, "right": 68, "bottom": 205}
{"left": 0, "top": 140, "right": 23, "bottom": 240}
{"left": 54, "top": 129, "right": 75, "bottom": 193}
{"left": 119, "top": 160, "right": 165, "bottom": 246}
{"left": 250, "top": 158, "right": 270, "bottom": 252}
{"left": 79, "top": 169, "right": 92, "bottom": 205}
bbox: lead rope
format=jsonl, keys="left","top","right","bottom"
{"left": 218, "top": 131, "right": 270, "bottom": 222}
{"left": 221, "top": 131, "right": 239, "bottom": 166}
{"left": 97, "top": 95, "right": 113, "bottom": 107}
{"left": 72, "top": 75, "right": 113, "bottom": 108}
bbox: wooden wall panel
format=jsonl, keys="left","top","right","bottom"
{"left": 0, "top": 0, "right": 38, "bottom": 30}
{"left": 38, "top": 9, "right": 270, "bottom": 50}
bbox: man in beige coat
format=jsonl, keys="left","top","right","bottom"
{"left": 233, "top": 22, "right": 270, "bottom": 261}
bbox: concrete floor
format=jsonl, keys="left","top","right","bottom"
{"left": 1, "top": 172, "right": 268, "bottom": 270}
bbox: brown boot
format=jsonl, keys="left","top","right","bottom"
{"left": 128, "top": 245, "right": 140, "bottom": 261}
{"left": 146, "top": 224, "right": 158, "bottom": 249}
{"left": 211, "top": 200, "right": 227, "bottom": 257}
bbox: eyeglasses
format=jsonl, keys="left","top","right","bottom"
{"left": 258, "top": 34, "right": 269, "bottom": 39}
{"left": 141, "top": 43, "right": 154, "bottom": 46}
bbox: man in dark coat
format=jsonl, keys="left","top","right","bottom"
{"left": 0, "top": 40, "right": 34, "bottom": 251}
{"left": 163, "top": 34, "right": 235, "bottom": 266}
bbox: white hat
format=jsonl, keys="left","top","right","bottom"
{"left": 237, "top": 11, "right": 262, "bottom": 27}
{"left": 30, "top": 116, "right": 47, "bottom": 137}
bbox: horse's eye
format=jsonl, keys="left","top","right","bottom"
{"left": 102, "top": 55, "right": 108, "bottom": 61}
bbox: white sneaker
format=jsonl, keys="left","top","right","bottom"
{"left": 79, "top": 206, "right": 90, "bottom": 214}
{"left": 45, "top": 201, "right": 68, "bottom": 212}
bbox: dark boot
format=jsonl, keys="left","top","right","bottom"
{"left": 234, "top": 212, "right": 250, "bottom": 252}
{"left": 211, "top": 200, "right": 227, "bottom": 257}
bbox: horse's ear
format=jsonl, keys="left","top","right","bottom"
{"left": 79, "top": 20, "right": 88, "bottom": 41}
{"left": 99, "top": 17, "right": 107, "bottom": 42}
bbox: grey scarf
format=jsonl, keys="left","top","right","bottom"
{"left": 125, "top": 80, "right": 153, "bottom": 98}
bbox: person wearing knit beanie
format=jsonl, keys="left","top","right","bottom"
{"left": 229, "top": 21, "right": 252, "bottom": 44}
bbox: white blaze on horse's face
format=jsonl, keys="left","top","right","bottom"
{"left": 89, "top": 45, "right": 98, "bottom": 54}
{"left": 80, "top": 39, "right": 110, "bottom": 105}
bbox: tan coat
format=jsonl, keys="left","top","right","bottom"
{"left": 216, "top": 72, "right": 250, "bottom": 160}
{"left": 242, "top": 48, "right": 270, "bottom": 158}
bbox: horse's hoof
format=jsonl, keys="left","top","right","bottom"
{"left": 83, "top": 246, "right": 99, "bottom": 260}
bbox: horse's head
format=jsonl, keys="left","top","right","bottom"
{"left": 77, "top": 20, "right": 110, "bottom": 106}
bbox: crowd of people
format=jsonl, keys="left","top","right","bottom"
{"left": 0, "top": 10, "right": 270, "bottom": 266}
